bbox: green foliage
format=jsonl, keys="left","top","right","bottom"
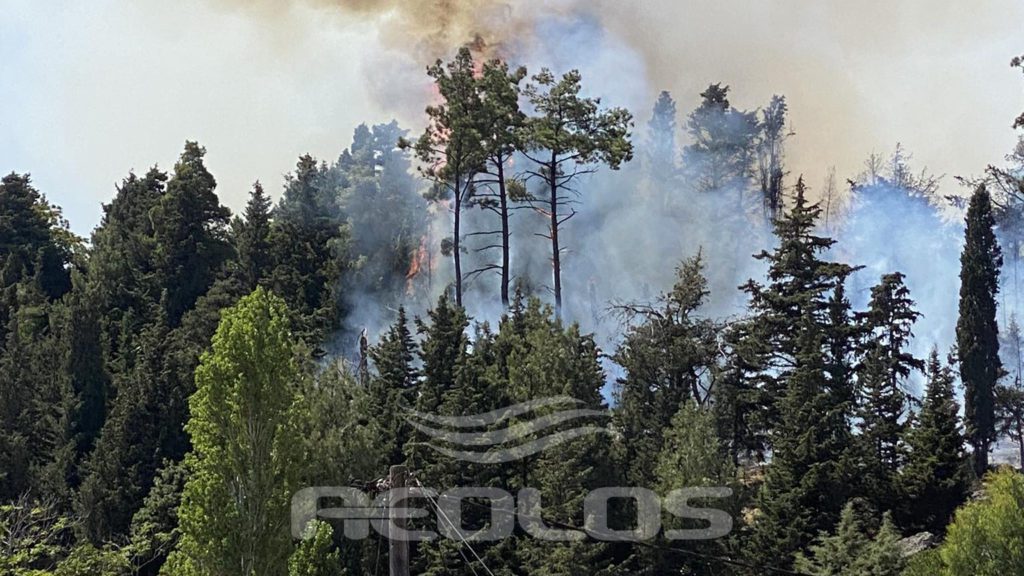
{"left": 795, "top": 502, "right": 905, "bottom": 576}
{"left": 153, "top": 141, "right": 233, "bottom": 327}
{"left": 288, "top": 521, "right": 344, "bottom": 576}
{"left": 404, "top": 47, "right": 486, "bottom": 306}
{"left": 269, "top": 155, "right": 351, "bottom": 344}
{"left": 742, "top": 180, "right": 859, "bottom": 568}
{"left": 957, "top": 185, "right": 1003, "bottom": 476}
{"left": 855, "top": 272, "right": 923, "bottom": 512}
{"left": 521, "top": 67, "right": 633, "bottom": 314}
{"left": 613, "top": 254, "right": 720, "bottom": 488}
{"left": 55, "top": 544, "right": 131, "bottom": 576}
{"left": 166, "top": 288, "right": 304, "bottom": 576}
{"left": 939, "top": 467, "right": 1024, "bottom": 575}
{"left": 899, "top": 350, "right": 970, "bottom": 534}
{"left": 681, "top": 84, "right": 759, "bottom": 195}
{"left": 0, "top": 498, "right": 73, "bottom": 575}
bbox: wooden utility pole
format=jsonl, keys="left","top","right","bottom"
{"left": 389, "top": 465, "right": 410, "bottom": 576}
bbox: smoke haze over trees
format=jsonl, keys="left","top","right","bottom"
{"left": 3, "top": 4, "right": 1024, "bottom": 576}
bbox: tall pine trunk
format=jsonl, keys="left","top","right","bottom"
{"left": 453, "top": 176, "right": 463, "bottom": 307}
{"left": 548, "top": 153, "right": 562, "bottom": 317}
{"left": 498, "top": 161, "right": 510, "bottom": 308}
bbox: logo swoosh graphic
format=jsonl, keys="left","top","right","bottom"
{"left": 421, "top": 427, "right": 617, "bottom": 464}
{"left": 404, "top": 396, "right": 582, "bottom": 428}
{"left": 404, "top": 396, "right": 615, "bottom": 463}
{"left": 405, "top": 408, "right": 609, "bottom": 447}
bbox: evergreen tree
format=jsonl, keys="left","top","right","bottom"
{"left": 681, "top": 84, "right": 759, "bottom": 195}
{"left": 165, "top": 288, "right": 304, "bottom": 576}
{"left": 402, "top": 47, "right": 486, "bottom": 307}
{"left": 335, "top": 122, "right": 426, "bottom": 311}
{"left": 899, "top": 349, "right": 970, "bottom": 535}
{"left": 77, "top": 304, "right": 173, "bottom": 544}
{"left": 756, "top": 95, "right": 789, "bottom": 220}
{"left": 795, "top": 502, "right": 906, "bottom": 576}
{"left": 720, "top": 178, "right": 855, "bottom": 460}
{"left": 957, "top": 184, "right": 1003, "bottom": 476}
{"left": 746, "top": 314, "right": 855, "bottom": 569}
{"left": 468, "top": 58, "right": 528, "bottom": 308}
{"left": 645, "top": 91, "right": 678, "bottom": 190}
{"left": 855, "top": 272, "right": 923, "bottom": 511}
{"left": 270, "top": 155, "right": 350, "bottom": 344}
{"left": 612, "top": 254, "right": 719, "bottom": 488}
{"left": 369, "top": 306, "right": 418, "bottom": 465}
{"left": 153, "top": 141, "right": 232, "bottom": 327}
{"left": 521, "top": 68, "right": 633, "bottom": 316}
{"left": 234, "top": 181, "right": 274, "bottom": 291}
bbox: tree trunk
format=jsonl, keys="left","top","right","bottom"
{"left": 498, "top": 161, "right": 510, "bottom": 309}
{"left": 453, "top": 179, "right": 463, "bottom": 307}
{"left": 974, "top": 440, "right": 990, "bottom": 477}
{"left": 549, "top": 154, "right": 562, "bottom": 318}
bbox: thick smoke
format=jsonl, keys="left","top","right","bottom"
{"left": 205, "top": 0, "right": 1021, "bottom": 391}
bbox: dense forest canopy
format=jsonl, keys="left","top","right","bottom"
{"left": 2, "top": 24, "right": 1024, "bottom": 576}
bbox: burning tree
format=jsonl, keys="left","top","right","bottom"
{"left": 402, "top": 47, "right": 485, "bottom": 307}
{"left": 521, "top": 68, "right": 633, "bottom": 317}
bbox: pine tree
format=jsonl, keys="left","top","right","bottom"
{"left": 855, "top": 272, "right": 923, "bottom": 512}
{"left": 165, "top": 288, "right": 304, "bottom": 576}
{"left": 957, "top": 184, "right": 1003, "bottom": 476}
{"left": 899, "top": 349, "right": 970, "bottom": 534}
{"left": 521, "top": 68, "right": 633, "bottom": 316}
{"left": 469, "top": 58, "right": 527, "bottom": 308}
{"left": 402, "top": 47, "right": 486, "bottom": 307}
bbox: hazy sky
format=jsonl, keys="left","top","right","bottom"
{"left": 2, "top": 0, "right": 1022, "bottom": 236}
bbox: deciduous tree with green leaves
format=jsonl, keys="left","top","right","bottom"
{"left": 164, "top": 288, "right": 304, "bottom": 576}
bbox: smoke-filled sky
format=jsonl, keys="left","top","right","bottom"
{"left": 2, "top": 0, "right": 1022, "bottom": 236}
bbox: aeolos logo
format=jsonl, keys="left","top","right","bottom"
{"left": 403, "top": 395, "right": 616, "bottom": 463}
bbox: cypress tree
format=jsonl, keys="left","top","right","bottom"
{"left": 956, "top": 184, "right": 1003, "bottom": 476}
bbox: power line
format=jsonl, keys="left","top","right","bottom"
{"left": 413, "top": 478, "right": 496, "bottom": 576}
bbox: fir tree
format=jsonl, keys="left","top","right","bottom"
{"left": 855, "top": 272, "right": 923, "bottom": 512}
{"left": 234, "top": 181, "right": 274, "bottom": 291}
{"left": 153, "top": 141, "right": 232, "bottom": 327}
{"left": 369, "top": 307, "right": 419, "bottom": 465}
{"left": 957, "top": 184, "right": 1003, "bottom": 476}
{"left": 899, "top": 349, "right": 970, "bottom": 535}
